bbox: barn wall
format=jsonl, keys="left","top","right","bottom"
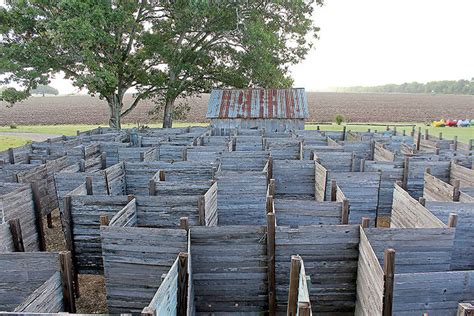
{"left": 210, "top": 118, "right": 304, "bottom": 132}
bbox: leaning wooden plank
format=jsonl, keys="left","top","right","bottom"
{"left": 391, "top": 184, "right": 446, "bottom": 228}
{"left": 14, "top": 272, "right": 63, "bottom": 313}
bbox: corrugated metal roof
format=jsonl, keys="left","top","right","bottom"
{"left": 206, "top": 88, "right": 309, "bottom": 119}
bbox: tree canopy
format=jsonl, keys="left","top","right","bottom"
{"left": 0, "top": 0, "right": 322, "bottom": 128}
{"left": 333, "top": 79, "right": 474, "bottom": 95}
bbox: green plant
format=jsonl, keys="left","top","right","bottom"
{"left": 335, "top": 114, "right": 344, "bottom": 125}
{"left": 9, "top": 123, "right": 17, "bottom": 129}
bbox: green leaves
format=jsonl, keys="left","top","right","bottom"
{"left": 1, "top": 0, "right": 323, "bottom": 127}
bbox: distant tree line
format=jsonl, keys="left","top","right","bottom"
{"left": 334, "top": 79, "right": 474, "bottom": 95}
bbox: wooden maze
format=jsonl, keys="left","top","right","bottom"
{"left": 0, "top": 126, "right": 473, "bottom": 315}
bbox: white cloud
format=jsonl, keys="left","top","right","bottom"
{"left": 292, "top": 0, "right": 474, "bottom": 90}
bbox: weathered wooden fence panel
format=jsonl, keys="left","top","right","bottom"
{"left": 274, "top": 199, "right": 342, "bottom": 226}
{"left": 391, "top": 184, "right": 446, "bottom": 228}
{"left": 0, "top": 183, "right": 40, "bottom": 251}
{"left": 275, "top": 225, "right": 359, "bottom": 314}
{"left": 100, "top": 226, "right": 187, "bottom": 314}
{"left": 68, "top": 195, "right": 130, "bottom": 273}
{"left": 354, "top": 227, "right": 384, "bottom": 316}
{"left": 191, "top": 225, "right": 268, "bottom": 314}
{"left": 425, "top": 201, "right": 474, "bottom": 270}
{"left": 365, "top": 228, "right": 455, "bottom": 273}
{"left": 273, "top": 160, "right": 315, "bottom": 198}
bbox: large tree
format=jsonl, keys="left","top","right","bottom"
{"left": 0, "top": 0, "right": 322, "bottom": 128}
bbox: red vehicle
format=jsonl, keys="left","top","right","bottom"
{"left": 445, "top": 119, "right": 458, "bottom": 127}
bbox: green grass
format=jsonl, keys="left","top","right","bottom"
{"left": 305, "top": 123, "right": 474, "bottom": 143}
{"left": 0, "top": 136, "right": 31, "bottom": 151}
{"left": 0, "top": 122, "right": 472, "bottom": 144}
{"left": 0, "top": 122, "right": 208, "bottom": 136}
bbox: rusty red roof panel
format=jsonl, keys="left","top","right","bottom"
{"left": 206, "top": 88, "right": 309, "bottom": 119}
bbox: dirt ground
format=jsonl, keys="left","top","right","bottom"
{"left": 44, "top": 209, "right": 108, "bottom": 314}
{"left": 1, "top": 92, "right": 473, "bottom": 125}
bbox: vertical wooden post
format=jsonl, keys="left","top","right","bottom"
{"left": 85, "top": 176, "right": 93, "bottom": 195}
{"left": 351, "top": 152, "right": 357, "bottom": 172}
{"left": 267, "top": 212, "right": 276, "bottom": 315}
{"left": 139, "top": 152, "right": 145, "bottom": 162}
{"left": 266, "top": 195, "right": 274, "bottom": 214}
{"left": 342, "top": 126, "right": 346, "bottom": 141}
{"left": 81, "top": 146, "right": 86, "bottom": 160}
{"left": 424, "top": 128, "right": 429, "bottom": 140}
{"left": 370, "top": 139, "right": 375, "bottom": 160}
{"left": 453, "top": 136, "right": 458, "bottom": 151}
{"left": 457, "top": 302, "right": 474, "bottom": 315}
{"left": 361, "top": 217, "right": 370, "bottom": 228}
{"left": 470, "top": 139, "right": 474, "bottom": 151}
{"left": 386, "top": 125, "right": 389, "bottom": 131}
{"left": 298, "top": 302, "right": 311, "bottom": 316}
{"left": 341, "top": 199, "right": 349, "bottom": 224}
{"left": 382, "top": 248, "right": 395, "bottom": 316}
{"left": 31, "top": 182, "right": 46, "bottom": 251}
{"left": 8, "top": 218, "right": 25, "bottom": 252}
{"left": 100, "top": 215, "right": 109, "bottom": 226}
{"left": 402, "top": 157, "right": 409, "bottom": 190}
{"left": 177, "top": 252, "right": 189, "bottom": 316}
{"left": 416, "top": 127, "right": 421, "bottom": 150}
{"left": 180, "top": 217, "right": 189, "bottom": 232}
{"left": 148, "top": 179, "right": 156, "bottom": 196}
{"left": 79, "top": 159, "right": 86, "bottom": 172}
{"left": 298, "top": 141, "right": 304, "bottom": 160}
{"left": 393, "top": 126, "right": 397, "bottom": 135}
{"left": 438, "top": 132, "right": 443, "bottom": 140}
{"left": 8, "top": 148, "right": 15, "bottom": 164}
{"left": 410, "top": 125, "right": 415, "bottom": 137}
{"left": 360, "top": 159, "right": 365, "bottom": 172}
{"left": 287, "top": 255, "right": 301, "bottom": 316}
{"left": 419, "top": 197, "right": 426, "bottom": 207}
{"left": 198, "top": 196, "right": 206, "bottom": 226}
{"left": 141, "top": 307, "right": 155, "bottom": 316}
{"left": 402, "top": 129, "right": 406, "bottom": 136}
{"left": 447, "top": 213, "right": 458, "bottom": 228}
{"left": 182, "top": 148, "right": 188, "bottom": 161}
{"left": 453, "top": 179, "right": 460, "bottom": 202}
{"left": 159, "top": 170, "right": 166, "bottom": 181}
{"left": 316, "top": 125, "right": 320, "bottom": 131}
{"left": 25, "top": 153, "right": 31, "bottom": 164}
{"left": 100, "top": 152, "right": 107, "bottom": 169}
{"left": 330, "top": 180, "right": 337, "bottom": 202}
{"left": 268, "top": 156, "right": 273, "bottom": 181}
{"left": 59, "top": 251, "right": 77, "bottom": 313}
{"left": 268, "top": 179, "right": 276, "bottom": 197}
{"left": 76, "top": 130, "right": 80, "bottom": 136}
{"left": 62, "top": 195, "right": 80, "bottom": 298}
{"left": 138, "top": 136, "right": 143, "bottom": 147}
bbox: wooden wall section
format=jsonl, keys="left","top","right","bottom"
{"left": 364, "top": 228, "right": 455, "bottom": 273}
{"left": 0, "top": 183, "right": 40, "bottom": 251}
{"left": 354, "top": 227, "right": 383, "bottom": 316}
{"left": 450, "top": 162, "right": 474, "bottom": 187}
{"left": 274, "top": 199, "right": 342, "bottom": 226}
{"left": 425, "top": 201, "right": 474, "bottom": 270}
{"left": 392, "top": 270, "right": 474, "bottom": 315}
{"left": 68, "top": 195, "right": 130, "bottom": 273}
{"left": 191, "top": 225, "right": 268, "bottom": 314}
{"left": 275, "top": 225, "right": 359, "bottom": 314}
{"left": 100, "top": 226, "right": 187, "bottom": 314}
{"left": 391, "top": 184, "right": 446, "bottom": 228}
{"left": 273, "top": 160, "right": 315, "bottom": 198}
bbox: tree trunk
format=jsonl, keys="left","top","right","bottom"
{"left": 162, "top": 97, "right": 175, "bottom": 128}
{"left": 108, "top": 95, "right": 122, "bottom": 129}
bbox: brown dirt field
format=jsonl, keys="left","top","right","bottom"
{"left": 1, "top": 92, "right": 473, "bottom": 125}
{"left": 44, "top": 209, "right": 108, "bottom": 314}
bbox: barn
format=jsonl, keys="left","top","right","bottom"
{"left": 206, "top": 88, "right": 309, "bottom": 132}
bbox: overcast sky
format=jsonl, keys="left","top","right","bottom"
{"left": 50, "top": 0, "right": 474, "bottom": 94}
